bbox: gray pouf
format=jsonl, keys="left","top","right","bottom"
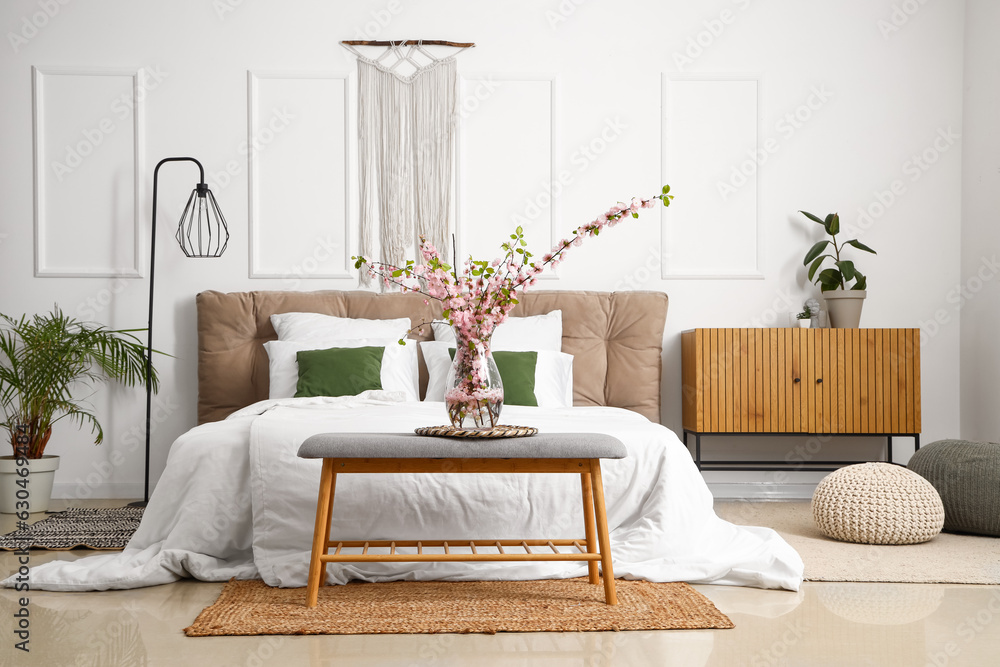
{"left": 908, "top": 440, "right": 1000, "bottom": 537}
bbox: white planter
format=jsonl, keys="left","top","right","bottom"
{"left": 797, "top": 319, "right": 811, "bottom": 328}
{"left": 824, "top": 290, "right": 867, "bottom": 328}
{"left": 0, "top": 455, "right": 60, "bottom": 513}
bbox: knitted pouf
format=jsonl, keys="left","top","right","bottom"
{"left": 812, "top": 463, "right": 944, "bottom": 545}
{"left": 908, "top": 440, "right": 1000, "bottom": 537}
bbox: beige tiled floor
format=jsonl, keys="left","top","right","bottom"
{"left": 2, "top": 500, "right": 999, "bottom": 666}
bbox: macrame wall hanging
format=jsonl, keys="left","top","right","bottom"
{"left": 341, "top": 39, "right": 474, "bottom": 285}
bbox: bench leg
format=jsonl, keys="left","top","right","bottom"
{"left": 580, "top": 472, "right": 600, "bottom": 585}
{"left": 306, "top": 460, "right": 337, "bottom": 607}
{"left": 589, "top": 459, "right": 618, "bottom": 605}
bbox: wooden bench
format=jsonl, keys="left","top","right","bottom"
{"left": 297, "top": 432, "right": 627, "bottom": 606}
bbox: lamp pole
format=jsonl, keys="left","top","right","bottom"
{"left": 132, "top": 157, "right": 209, "bottom": 508}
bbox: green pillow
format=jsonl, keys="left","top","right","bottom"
{"left": 295, "top": 346, "right": 384, "bottom": 398}
{"left": 447, "top": 348, "right": 538, "bottom": 406}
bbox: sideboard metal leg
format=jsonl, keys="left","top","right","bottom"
{"left": 887, "top": 436, "right": 893, "bottom": 464}
{"left": 695, "top": 433, "right": 702, "bottom": 471}
{"left": 914, "top": 434, "right": 920, "bottom": 452}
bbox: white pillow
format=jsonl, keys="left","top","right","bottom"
{"left": 270, "top": 312, "right": 411, "bottom": 343}
{"left": 420, "top": 340, "right": 573, "bottom": 407}
{"left": 430, "top": 310, "right": 562, "bottom": 352}
{"left": 264, "top": 338, "right": 419, "bottom": 401}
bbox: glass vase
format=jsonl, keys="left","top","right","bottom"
{"left": 444, "top": 334, "right": 504, "bottom": 429}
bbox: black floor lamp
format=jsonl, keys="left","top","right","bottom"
{"left": 129, "top": 157, "right": 229, "bottom": 508}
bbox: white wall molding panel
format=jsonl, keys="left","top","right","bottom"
{"left": 458, "top": 75, "right": 557, "bottom": 273}
{"left": 33, "top": 67, "right": 143, "bottom": 278}
{"left": 248, "top": 71, "right": 351, "bottom": 280}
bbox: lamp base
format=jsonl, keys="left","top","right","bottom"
{"left": 127, "top": 499, "right": 148, "bottom": 508}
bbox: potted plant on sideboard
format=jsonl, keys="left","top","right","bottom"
{"left": 800, "top": 210, "right": 877, "bottom": 328}
{"left": 0, "top": 308, "right": 157, "bottom": 513}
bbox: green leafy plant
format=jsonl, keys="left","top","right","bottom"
{"left": 800, "top": 211, "right": 876, "bottom": 292}
{"left": 0, "top": 308, "right": 158, "bottom": 459}
{"left": 796, "top": 306, "right": 812, "bottom": 320}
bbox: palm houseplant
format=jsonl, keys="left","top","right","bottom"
{"left": 0, "top": 308, "right": 158, "bottom": 513}
{"left": 801, "top": 210, "right": 877, "bottom": 328}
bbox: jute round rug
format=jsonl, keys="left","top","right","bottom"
{"left": 184, "top": 578, "right": 733, "bottom": 636}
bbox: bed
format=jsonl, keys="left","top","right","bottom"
{"left": 5, "top": 289, "right": 803, "bottom": 592}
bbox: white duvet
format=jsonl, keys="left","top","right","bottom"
{"left": 5, "top": 393, "right": 804, "bottom": 592}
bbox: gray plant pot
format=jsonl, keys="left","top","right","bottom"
{"left": 823, "top": 290, "right": 867, "bottom": 328}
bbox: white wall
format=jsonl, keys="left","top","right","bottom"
{"left": 960, "top": 0, "right": 1000, "bottom": 442}
{"left": 0, "top": 0, "right": 966, "bottom": 500}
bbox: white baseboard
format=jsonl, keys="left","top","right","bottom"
{"left": 52, "top": 482, "right": 144, "bottom": 500}
{"left": 708, "top": 482, "right": 817, "bottom": 500}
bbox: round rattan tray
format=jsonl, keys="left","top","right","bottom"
{"left": 414, "top": 425, "right": 538, "bottom": 439}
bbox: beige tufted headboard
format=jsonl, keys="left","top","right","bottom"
{"left": 196, "top": 290, "right": 668, "bottom": 424}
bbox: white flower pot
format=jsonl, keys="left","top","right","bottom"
{"left": 797, "top": 319, "right": 811, "bottom": 328}
{"left": 823, "top": 290, "right": 867, "bottom": 328}
{"left": 0, "top": 455, "right": 60, "bottom": 513}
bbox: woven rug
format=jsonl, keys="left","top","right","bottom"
{"left": 0, "top": 507, "right": 143, "bottom": 550}
{"left": 184, "top": 578, "right": 733, "bottom": 636}
{"left": 716, "top": 500, "right": 1000, "bottom": 584}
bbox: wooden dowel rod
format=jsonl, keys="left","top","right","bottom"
{"left": 547, "top": 541, "right": 558, "bottom": 554}
{"left": 341, "top": 40, "right": 475, "bottom": 47}
{"left": 331, "top": 539, "right": 582, "bottom": 548}
{"left": 521, "top": 541, "right": 531, "bottom": 554}
{"left": 496, "top": 541, "right": 505, "bottom": 554}
{"left": 321, "top": 553, "right": 603, "bottom": 563}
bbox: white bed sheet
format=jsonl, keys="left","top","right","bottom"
{"left": 4, "top": 393, "right": 803, "bottom": 592}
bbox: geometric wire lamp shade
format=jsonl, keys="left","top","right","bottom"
{"left": 175, "top": 183, "right": 229, "bottom": 257}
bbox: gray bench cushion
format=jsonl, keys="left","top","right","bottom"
{"left": 297, "top": 432, "right": 627, "bottom": 460}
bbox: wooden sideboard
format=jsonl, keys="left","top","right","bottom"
{"left": 680, "top": 328, "right": 921, "bottom": 471}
